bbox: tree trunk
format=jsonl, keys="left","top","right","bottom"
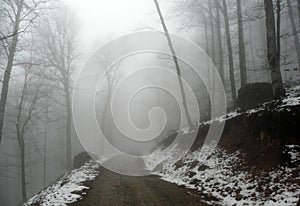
{"left": 248, "top": 22, "right": 256, "bottom": 80}
{"left": 43, "top": 130, "right": 47, "bottom": 187}
{"left": 16, "top": 73, "right": 27, "bottom": 203}
{"left": 264, "top": 0, "right": 285, "bottom": 97}
{"left": 203, "top": 14, "right": 212, "bottom": 120}
{"left": 208, "top": 0, "right": 217, "bottom": 113}
{"left": 43, "top": 107, "right": 49, "bottom": 187}
{"left": 64, "top": 78, "right": 72, "bottom": 170}
{"left": 20, "top": 141, "right": 27, "bottom": 202}
{"left": 222, "top": 0, "right": 237, "bottom": 101}
{"left": 215, "top": 2, "right": 224, "bottom": 82}
{"left": 237, "top": 0, "right": 247, "bottom": 87}
{"left": 297, "top": 0, "right": 300, "bottom": 26}
{"left": 276, "top": 0, "right": 281, "bottom": 80}
{"left": 287, "top": 0, "right": 300, "bottom": 72}
{"left": 153, "top": 0, "right": 194, "bottom": 128}
{"left": 208, "top": 0, "right": 216, "bottom": 64}
{"left": 0, "top": 0, "right": 24, "bottom": 144}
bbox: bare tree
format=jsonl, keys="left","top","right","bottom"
{"left": 286, "top": 0, "right": 300, "bottom": 72}
{"left": 0, "top": 0, "right": 46, "bottom": 144}
{"left": 297, "top": 0, "right": 300, "bottom": 25}
{"left": 153, "top": 0, "right": 194, "bottom": 128}
{"left": 237, "top": 0, "right": 247, "bottom": 86}
{"left": 96, "top": 55, "right": 122, "bottom": 144}
{"left": 15, "top": 65, "right": 48, "bottom": 202}
{"left": 215, "top": 0, "right": 224, "bottom": 82}
{"left": 36, "top": 6, "right": 77, "bottom": 170}
{"left": 0, "top": 0, "right": 26, "bottom": 145}
{"left": 208, "top": 0, "right": 216, "bottom": 64}
{"left": 222, "top": 0, "right": 237, "bottom": 101}
{"left": 276, "top": 0, "right": 281, "bottom": 81}
{"left": 264, "top": 0, "right": 285, "bottom": 96}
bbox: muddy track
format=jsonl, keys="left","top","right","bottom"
{"left": 70, "top": 167, "right": 207, "bottom": 206}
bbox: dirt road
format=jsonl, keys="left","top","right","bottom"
{"left": 70, "top": 167, "right": 206, "bottom": 206}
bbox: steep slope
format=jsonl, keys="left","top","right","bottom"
{"left": 145, "top": 89, "right": 300, "bottom": 205}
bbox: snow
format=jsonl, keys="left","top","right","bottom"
{"left": 24, "top": 161, "right": 100, "bottom": 206}
{"left": 24, "top": 89, "right": 300, "bottom": 206}
{"left": 280, "top": 96, "right": 300, "bottom": 107}
{"left": 201, "top": 89, "right": 300, "bottom": 127}
{"left": 145, "top": 144, "right": 300, "bottom": 205}
{"left": 285, "top": 145, "right": 300, "bottom": 164}
{"left": 145, "top": 90, "right": 300, "bottom": 205}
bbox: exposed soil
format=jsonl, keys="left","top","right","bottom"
{"left": 69, "top": 167, "right": 207, "bottom": 206}
{"left": 68, "top": 98, "right": 300, "bottom": 206}
{"left": 192, "top": 103, "right": 300, "bottom": 171}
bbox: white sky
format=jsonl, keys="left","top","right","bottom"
{"left": 65, "top": 0, "right": 168, "bottom": 57}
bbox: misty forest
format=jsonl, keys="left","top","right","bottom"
{"left": 0, "top": 0, "right": 300, "bottom": 205}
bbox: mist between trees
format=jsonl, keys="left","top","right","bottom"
{"left": 0, "top": 0, "right": 300, "bottom": 205}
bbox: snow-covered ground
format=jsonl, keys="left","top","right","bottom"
{"left": 144, "top": 143, "right": 300, "bottom": 205}
{"left": 202, "top": 86, "right": 300, "bottom": 125}
{"left": 24, "top": 90, "right": 300, "bottom": 206}
{"left": 24, "top": 161, "right": 100, "bottom": 206}
{"left": 145, "top": 92, "right": 300, "bottom": 205}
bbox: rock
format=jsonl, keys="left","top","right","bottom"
{"left": 225, "top": 186, "right": 231, "bottom": 193}
{"left": 236, "top": 193, "right": 243, "bottom": 201}
{"left": 282, "top": 145, "right": 300, "bottom": 167}
{"left": 73, "top": 151, "right": 92, "bottom": 168}
{"left": 198, "top": 164, "right": 210, "bottom": 171}
{"left": 187, "top": 171, "right": 196, "bottom": 178}
{"left": 265, "top": 188, "right": 272, "bottom": 196}
{"left": 246, "top": 185, "right": 256, "bottom": 190}
{"left": 174, "top": 160, "right": 185, "bottom": 170}
{"left": 236, "top": 187, "right": 242, "bottom": 193}
{"left": 190, "top": 178, "right": 201, "bottom": 185}
{"left": 237, "top": 82, "right": 273, "bottom": 111}
{"left": 188, "top": 160, "right": 199, "bottom": 169}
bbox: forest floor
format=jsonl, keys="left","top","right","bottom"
{"left": 25, "top": 87, "right": 300, "bottom": 206}
{"left": 69, "top": 166, "right": 207, "bottom": 206}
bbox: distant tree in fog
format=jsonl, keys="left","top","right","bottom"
{"left": 0, "top": 0, "right": 46, "bottom": 145}
{"left": 236, "top": 0, "right": 247, "bottom": 86}
{"left": 153, "top": 0, "right": 194, "bottom": 128}
{"left": 35, "top": 6, "right": 77, "bottom": 170}
{"left": 286, "top": 0, "right": 300, "bottom": 72}
{"left": 15, "top": 60, "right": 50, "bottom": 203}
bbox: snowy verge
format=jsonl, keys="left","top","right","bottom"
{"left": 144, "top": 144, "right": 300, "bottom": 205}
{"left": 24, "top": 160, "right": 100, "bottom": 206}
{"left": 202, "top": 88, "right": 300, "bottom": 126}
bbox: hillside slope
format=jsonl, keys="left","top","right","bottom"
{"left": 145, "top": 89, "right": 300, "bottom": 205}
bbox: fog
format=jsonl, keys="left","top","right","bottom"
{"left": 0, "top": 0, "right": 300, "bottom": 205}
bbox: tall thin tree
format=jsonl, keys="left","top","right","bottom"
{"left": 0, "top": 0, "right": 25, "bottom": 144}
{"left": 222, "top": 0, "right": 237, "bottom": 101}
{"left": 287, "top": 0, "right": 300, "bottom": 72}
{"left": 215, "top": 1, "right": 224, "bottom": 82}
{"left": 208, "top": 0, "right": 216, "bottom": 64}
{"left": 276, "top": 0, "right": 281, "bottom": 80}
{"left": 153, "top": 0, "right": 194, "bottom": 128}
{"left": 264, "top": 0, "right": 285, "bottom": 97}
{"left": 0, "top": 0, "right": 44, "bottom": 144}
{"left": 297, "top": 0, "right": 300, "bottom": 25}
{"left": 237, "top": 0, "right": 247, "bottom": 87}
{"left": 37, "top": 7, "right": 76, "bottom": 169}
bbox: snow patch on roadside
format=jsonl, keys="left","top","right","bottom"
{"left": 145, "top": 144, "right": 300, "bottom": 205}
{"left": 202, "top": 90, "right": 300, "bottom": 126}
{"left": 24, "top": 161, "right": 100, "bottom": 206}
